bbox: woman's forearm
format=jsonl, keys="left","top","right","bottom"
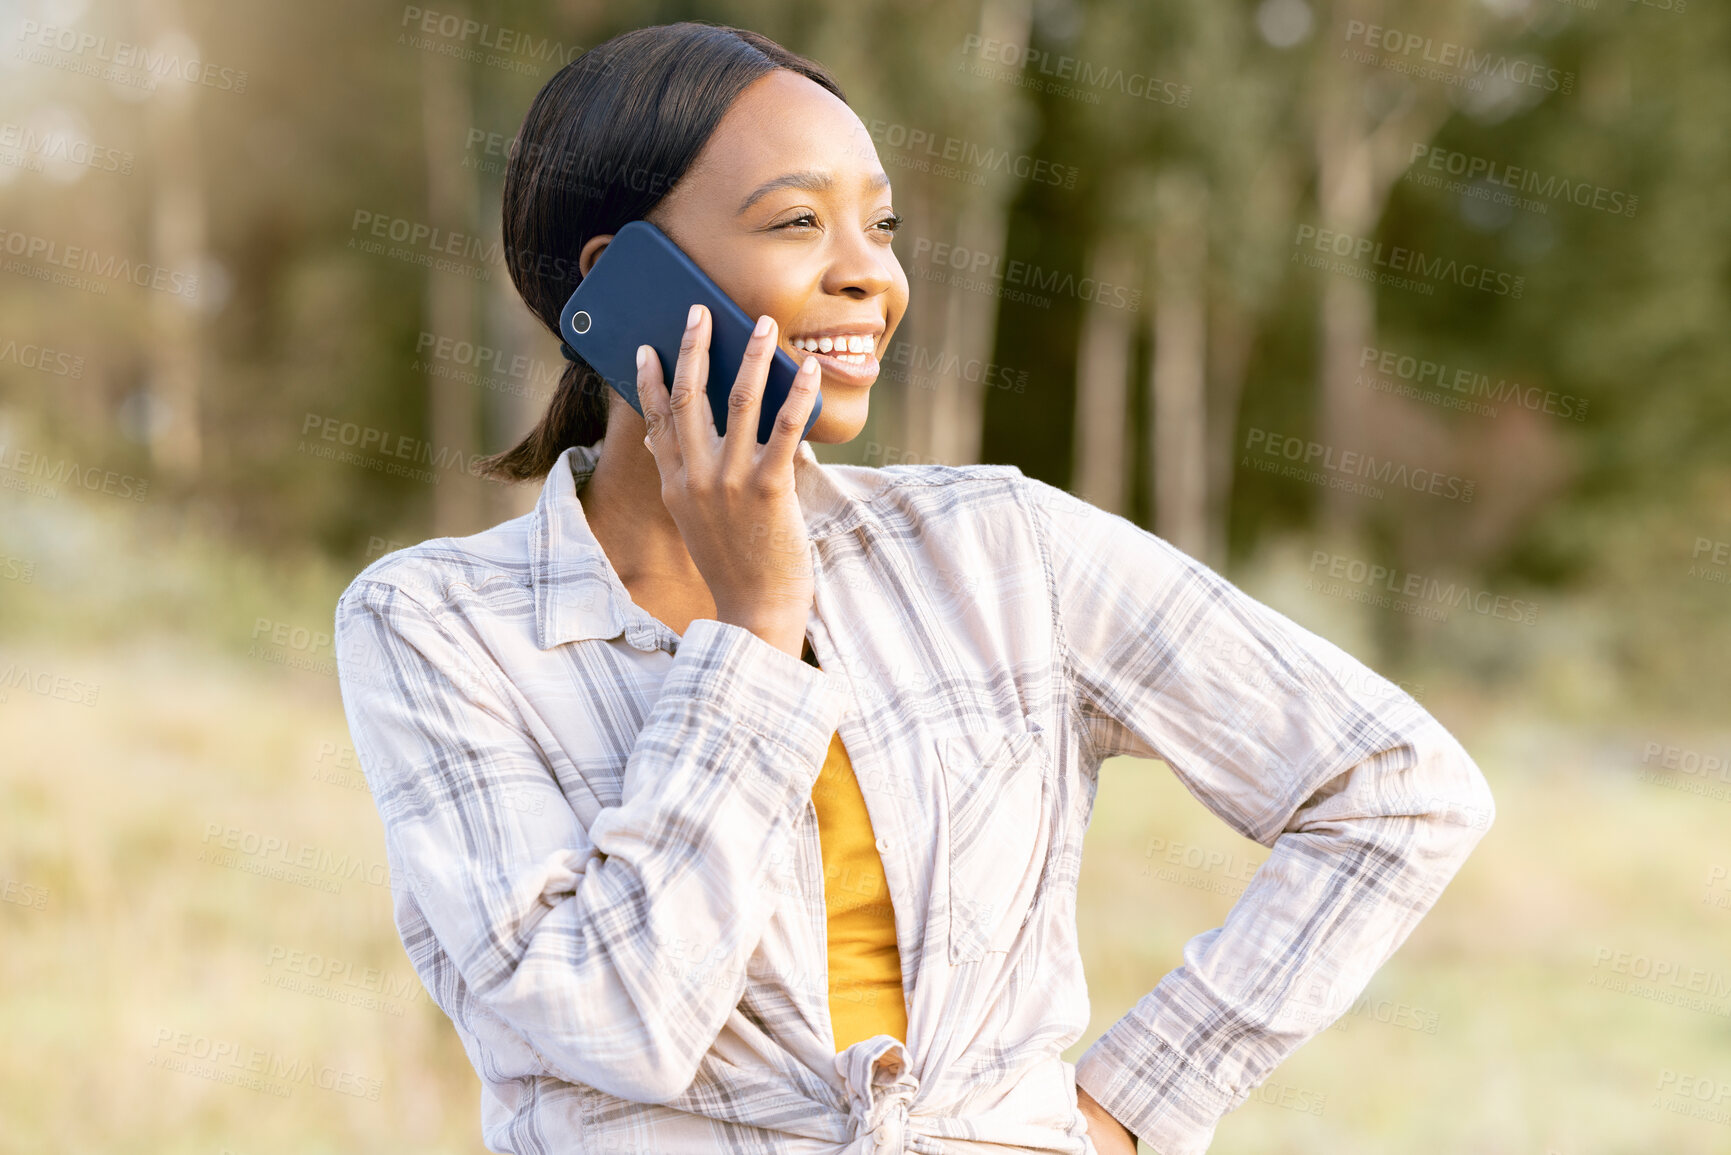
{"left": 1077, "top": 1083, "right": 1139, "bottom": 1154}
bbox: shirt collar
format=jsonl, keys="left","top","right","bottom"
{"left": 531, "top": 438, "right": 865, "bottom": 650}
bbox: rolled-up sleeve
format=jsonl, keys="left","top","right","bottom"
{"left": 1019, "top": 478, "right": 1495, "bottom": 1155}
{"left": 334, "top": 577, "right": 847, "bottom": 1105}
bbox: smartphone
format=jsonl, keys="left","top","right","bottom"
{"left": 558, "top": 219, "right": 822, "bottom": 444}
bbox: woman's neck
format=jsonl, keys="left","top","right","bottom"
{"left": 577, "top": 421, "right": 713, "bottom": 620}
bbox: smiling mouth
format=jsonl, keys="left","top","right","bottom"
{"left": 799, "top": 347, "right": 872, "bottom": 367}
{"left": 785, "top": 332, "right": 879, "bottom": 366}
{"left": 782, "top": 343, "right": 881, "bottom": 385}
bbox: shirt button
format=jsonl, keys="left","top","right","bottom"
{"left": 875, "top": 836, "right": 892, "bottom": 854}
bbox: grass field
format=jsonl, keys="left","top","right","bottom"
{"left": 3, "top": 490, "right": 1727, "bottom": 1154}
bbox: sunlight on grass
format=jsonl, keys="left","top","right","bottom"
{"left": 4, "top": 488, "right": 1729, "bottom": 1153}
{"left": 1078, "top": 722, "right": 1731, "bottom": 1155}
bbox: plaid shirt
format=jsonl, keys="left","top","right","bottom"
{"left": 334, "top": 439, "right": 1494, "bottom": 1155}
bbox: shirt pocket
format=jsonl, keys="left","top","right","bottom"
{"left": 938, "top": 722, "right": 1051, "bottom": 964}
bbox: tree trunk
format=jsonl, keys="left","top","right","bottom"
{"left": 483, "top": 200, "right": 545, "bottom": 523}
{"left": 1204, "top": 150, "right": 1304, "bottom": 570}
{"left": 1311, "top": 0, "right": 1474, "bottom": 539}
{"left": 1311, "top": 15, "right": 1380, "bottom": 541}
{"left": 1071, "top": 243, "right": 1136, "bottom": 514}
{"left": 891, "top": 178, "right": 937, "bottom": 465}
{"left": 912, "top": 0, "right": 1031, "bottom": 466}
{"left": 141, "top": 0, "right": 205, "bottom": 483}
{"left": 422, "top": 27, "right": 482, "bottom": 536}
{"left": 1203, "top": 293, "right": 1253, "bottom": 570}
{"left": 1151, "top": 170, "right": 1209, "bottom": 558}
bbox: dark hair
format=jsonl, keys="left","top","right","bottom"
{"left": 477, "top": 21, "right": 848, "bottom": 483}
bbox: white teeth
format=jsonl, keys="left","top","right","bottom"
{"left": 790, "top": 334, "right": 877, "bottom": 360}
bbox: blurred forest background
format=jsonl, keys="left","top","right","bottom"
{"left": 2, "top": 0, "right": 1728, "bottom": 1152}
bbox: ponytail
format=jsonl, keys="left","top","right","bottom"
{"left": 475, "top": 357, "right": 610, "bottom": 483}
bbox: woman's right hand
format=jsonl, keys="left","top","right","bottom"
{"left": 635, "top": 303, "right": 823, "bottom": 659}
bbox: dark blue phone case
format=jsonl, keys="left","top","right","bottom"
{"left": 558, "top": 220, "right": 821, "bottom": 444}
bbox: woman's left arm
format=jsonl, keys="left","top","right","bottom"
{"left": 1018, "top": 477, "right": 1496, "bottom": 1155}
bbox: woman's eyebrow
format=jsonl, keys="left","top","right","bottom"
{"left": 736, "top": 169, "right": 891, "bottom": 215}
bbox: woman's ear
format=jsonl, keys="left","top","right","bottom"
{"left": 578, "top": 234, "right": 613, "bottom": 278}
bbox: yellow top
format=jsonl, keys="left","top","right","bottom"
{"left": 805, "top": 647, "right": 907, "bottom": 1052}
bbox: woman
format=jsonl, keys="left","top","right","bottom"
{"left": 334, "top": 21, "right": 1495, "bottom": 1155}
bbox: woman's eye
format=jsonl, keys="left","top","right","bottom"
{"left": 876, "top": 213, "right": 905, "bottom": 235}
{"left": 778, "top": 213, "right": 819, "bottom": 230}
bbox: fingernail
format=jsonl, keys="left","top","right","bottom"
{"left": 801, "top": 355, "right": 818, "bottom": 376}
{"left": 753, "top": 314, "right": 772, "bottom": 337}
{"left": 687, "top": 304, "right": 702, "bottom": 329}
{"left": 636, "top": 344, "right": 649, "bottom": 370}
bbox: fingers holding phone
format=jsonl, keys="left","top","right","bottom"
{"left": 634, "top": 304, "right": 818, "bottom": 658}
{"left": 562, "top": 219, "right": 824, "bottom": 448}
{"left": 758, "top": 337, "right": 821, "bottom": 472}
{"left": 723, "top": 311, "right": 822, "bottom": 474}
{"left": 721, "top": 312, "right": 778, "bottom": 473}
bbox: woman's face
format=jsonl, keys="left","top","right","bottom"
{"left": 579, "top": 68, "right": 908, "bottom": 444}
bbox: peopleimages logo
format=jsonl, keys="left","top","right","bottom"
{"left": 411, "top": 330, "right": 559, "bottom": 405}
{"left": 349, "top": 209, "right": 501, "bottom": 283}
{"left": 1243, "top": 427, "right": 1477, "bottom": 503}
{"left": 297, "top": 411, "right": 498, "bottom": 486}
{"left": 0, "top": 226, "right": 200, "bottom": 300}
{"left": 147, "top": 1029, "right": 383, "bottom": 1101}
{"left": 861, "top": 117, "right": 1080, "bottom": 190}
{"left": 881, "top": 340, "right": 1030, "bottom": 394}
{"left": 395, "top": 6, "right": 599, "bottom": 77}
{"left": 14, "top": 21, "right": 250, "bottom": 92}
{"left": 1406, "top": 144, "right": 1637, "bottom": 219}
{"left": 262, "top": 945, "right": 426, "bottom": 1016}
{"left": 1341, "top": 20, "right": 1575, "bottom": 95}
{"left": 907, "top": 235, "right": 1142, "bottom": 311}
{"left": 0, "top": 120, "right": 134, "bottom": 175}
{"left": 1293, "top": 224, "right": 1524, "bottom": 298}
{"left": 1587, "top": 946, "right": 1731, "bottom": 1016}
{"left": 0, "top": 661, "right": 100, "bottom": 707}
{"left": 199, "top": 822, "right": 391, "bottom": 892}
{"left": 0, "top": 443, "right": 150, "bottom": 503}
{"left": 0, "top": 336, "right": 84, "bottom": 379}
{"left": 1307, "top": 549, "right": 1539, "bottom": 626}
{"left": 958, "top": 35, "right": 1192, "bottom": 107}
{"left": 1358, "top": 345, "right": 1588, "bottom": 422}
